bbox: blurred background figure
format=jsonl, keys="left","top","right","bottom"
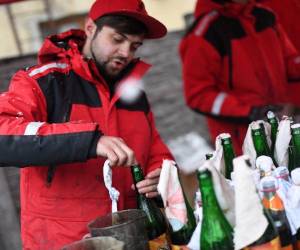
{"left": 258, "top": 0, "right": 300, "bottom": 108}
{"left": 179, "top": 0, "right": 300, "bottom": 154}
{"left": 0, "top": 1, "right": 206, "bottom": 249}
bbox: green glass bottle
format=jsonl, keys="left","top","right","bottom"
{"left": 169, "top": 172, "right": 197, "bottom": 245}
{"left": 267, "top": 111, "right": 279, "bottom": 156}
{"left": 220, "top": 134, "right": 235, "bottom": 180}
{"left": 291, "top": 124, "right": 300, "bottom": 169}
{"left": 251, "top": 122, "right": 272, "bottom": 158}
{"left": 130, "top": 164, "right": 167, "bottom": 240}
{"left": 198, "top": 169, "right": 234, "bottom": 250}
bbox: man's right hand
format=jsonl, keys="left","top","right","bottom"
{"left": 96, "top": 136, "right": 136, "bottom": 167}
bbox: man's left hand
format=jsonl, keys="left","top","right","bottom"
{"left": 131, "top": 168, "right": 161, "bottom": 198}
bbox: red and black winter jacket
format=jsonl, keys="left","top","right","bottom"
{"left": 260, "top": 0, "right": 300, "bottom": 106}
{"left": 0, "top": 29, "right": 173, "bottom": 249}
{"left": 179, "top": 0, "right": 300, "bottom": 153}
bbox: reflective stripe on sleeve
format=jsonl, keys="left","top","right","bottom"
{"left": 211, "top": 92, "right": 227, "bottom": 115}
{"left": 29, "top": 63, "right": 68, "bottom": 77}
{"left": 24, "top": 122, "right": 45, "bottom": 135}
{"left": 195, "top": 10, "right": 218, "bottom": 37}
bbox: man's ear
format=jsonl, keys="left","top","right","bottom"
{"left": 84, "top": 17, "right": 97, "bottom": 39}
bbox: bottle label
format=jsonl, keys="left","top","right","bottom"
{"left": 262, "top": 196, "right": 284, "bottom": 211}
{"left": 243, "top": 236, "right": 280, "bottom": 250}
{"left": 171, "top": 245, "right": 189, "bottom": 250}
{"left": 149, "top": 233, "right": 170, "bottom": 250}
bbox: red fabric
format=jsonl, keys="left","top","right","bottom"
{"left": 88, "top": 0, "right": 167, "bottom": 39}
{"left": 0, "top": 0, "right": 25, "bottom": 4}
{"left": 260, "top": 0, "right": 300, "bottom": 106}
{"left": 2, "top": 30, "right": 173, "bottom": 249}
{"left": 179, "top": 0, "right": 300, "bottom": 154}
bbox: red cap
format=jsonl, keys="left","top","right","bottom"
{"left": 88, "top": 0, "right": 167, "bottom": 39}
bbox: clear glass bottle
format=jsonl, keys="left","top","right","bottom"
{"left": 261, "top": 176, "right": 293, "bottom": 250}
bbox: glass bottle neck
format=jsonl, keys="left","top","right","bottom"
{"left": 292, "top": 131, "right": 300, "bottom": 167}
{"left": 131, "top": 164, "right": 144, "bottom": 185}
{"left": 252, "top": 129, "right": 271, "bottom": 157}
{"left": 222, "top": 140, "right": 235, "bottom": 179}
{"left": 199, "top": 172, "right": 227, "bottom": 218}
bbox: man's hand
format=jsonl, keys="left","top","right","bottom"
{"left": 132, "top": 168, "right": 161, "bottom": 198}
{"left": 96, "top": 136, "right": 136, "bottom": 166}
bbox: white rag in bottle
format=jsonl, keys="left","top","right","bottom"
{"left": 274, "top": 117, "right": 291, "bottom": 167}
{"left": 157, "top": 159, "right": 188, "bottom": 231}
{"left": 233, "top": 155, "right": 268, "bottom": 250}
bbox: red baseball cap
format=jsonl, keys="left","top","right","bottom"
{"left": 88, "top": 0, "right": 167, "bottom": 39}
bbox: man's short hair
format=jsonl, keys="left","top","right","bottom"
{"left": 94, "top": 15, "right": 148, "bottom": 36}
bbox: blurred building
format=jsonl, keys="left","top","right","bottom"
{"left": 0, "top": 0, "right": 196, "bottom": 58}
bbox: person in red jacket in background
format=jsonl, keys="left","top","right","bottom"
{"left": 179, "top": 0, "right": 300, "bottom": 154}
{"left": 259, "top": 0, "right": 300, "bottom": 107}
{"left": 0, "top": 0, "right": 173, "bottom": 249}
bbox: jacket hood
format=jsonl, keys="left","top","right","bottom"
{"left": 194, "top": 0, "right": 256, "bottom": 18}
{"left": 38, "top": 29, "right": 86, "bottom": 64}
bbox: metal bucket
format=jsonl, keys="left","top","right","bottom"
{"left": 88, "top": 209, "right": 149, "bottom": 250}
{"left": 60, "top": 236, "right": 125, "bottom": 250}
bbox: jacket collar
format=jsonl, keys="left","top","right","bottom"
{"left": 37, "top": 29, "right": 151, "bottom": 86}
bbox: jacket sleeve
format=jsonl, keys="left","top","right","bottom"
{"left": 180, "top": 34, "right": 252, "bottom": 122}
{"left": 0, "top": 70, "right": 101, "bottom": 167}
{"left": 276, "top": 24, "right": 300, "bottom": 81}
{"left": 144, "top": 110, "right": 174, "bottom": 174}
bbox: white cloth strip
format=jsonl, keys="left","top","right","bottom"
{"left": 211, "top": 92, "right": 227, "bottom": 115}
{"left": 195, "top": 10, "right": 218, "bottom": 37}
{"left": 103, "top": 160, "right": 120, "bottom": 213}
{"left": 29, "top": 63, "right": 68, "bottom": 77}
{"left": 24, "top": 122, "right": 45, "bottom": 135}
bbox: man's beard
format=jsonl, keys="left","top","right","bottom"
{"left": 91, "top": 50, "right": 129, "bottom": 84}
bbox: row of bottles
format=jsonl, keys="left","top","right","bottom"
{"left": 201, "top": 111, "right": 300, "bottom": 249}
{"left": 129, "top": 111, "right": 300, "bottom": 249}
{"left": 131, "top": 160, "right": 300, "bottom": 249}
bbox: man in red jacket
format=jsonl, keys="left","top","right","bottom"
{"left": 0, "top": 0, "right": 173, "bottom": 248}
{"left": 259, "top": 0, "right": 300, "bottom": 107}
{"left": 180, "top": 0, "right": 300, "bottom": 154}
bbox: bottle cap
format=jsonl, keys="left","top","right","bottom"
{"left": 267, "top": 111, "right": 275, "bottom": 119}
{"left": 256, "top": 156, "right": 273, "bottom": 172}
{"left": 260, "top": 176, "right": 278, "bottom": 192}
{"left": 274, "top": 166, "right": 289, "bottom": 179}
{"left": 220, "top": 133, "right": 231, "bottom": 139}
{"left": 291, "top": 168, "right": 300, "bottom": 185}
{"left": 251, "top": 121, "right": 260, "bottom": 130}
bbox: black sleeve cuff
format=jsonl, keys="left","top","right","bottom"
{"left": 87, "top": 130, "right": 103, "bottom": 159}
